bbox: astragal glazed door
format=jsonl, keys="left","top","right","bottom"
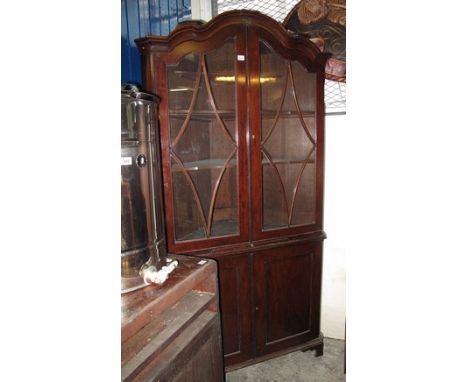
{"left": 247, "top": 27, "right": 325, "bottom": 241}
{"left": 156, "top": 30, "right": 250, "bottom": 252}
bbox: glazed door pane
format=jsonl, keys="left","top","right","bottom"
{"left": 259, "top": 41, "right": 317, "bottom": 231}
{"left": 167, "top": 38, "right": 240, "bottom": 241}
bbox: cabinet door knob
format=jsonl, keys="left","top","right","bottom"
{"left": 255, "top": 306, "right": 259, "bottom": 311}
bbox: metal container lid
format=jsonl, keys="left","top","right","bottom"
{"left": 121, "top": 83, "right": 160, "bottom": 103}
{"left": 121, "top": 84, "right": 160, "bottom": 142}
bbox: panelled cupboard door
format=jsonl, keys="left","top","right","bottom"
{"left": 254, "top": 242, "right": 322, "bottom": 356}
{"left": 216, "top": 254, "right": 254, "bottom": 366}
{"left": 248, "top": 28, "right": 325, "bottom": 241}
{"left": 154, "top": 30, "right": 250, "bottom": 253}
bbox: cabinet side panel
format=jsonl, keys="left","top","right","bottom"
{"left": 219, "top": 262, "right": 241, "bottom": 355}
{"left": 171, "top": 321, "right": 224, "bottom": 382}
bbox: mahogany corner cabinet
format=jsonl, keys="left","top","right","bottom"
{"left": 136, "top": 10, "right": 327, "bottom": 370}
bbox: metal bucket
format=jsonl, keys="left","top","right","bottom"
{"left": 121, "top": 84, "right": 166, "bottom": 292}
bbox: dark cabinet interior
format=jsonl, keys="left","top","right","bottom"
{"left": 137, "top": 10, "right": 327, "bottom": 370}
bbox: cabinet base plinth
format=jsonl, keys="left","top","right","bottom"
{"left": 225, "top": 333, "right": 324, "bottom": 372}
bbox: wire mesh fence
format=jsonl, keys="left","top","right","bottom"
{"left": 325, "top": 80, "right": 346, "bottom": 114}
{"left": 215, "top": 0, "right": 346, "bottom": 113}
{"left": 217, "top": 0, "right": 298, "bottom": 21}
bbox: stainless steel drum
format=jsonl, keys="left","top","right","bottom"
{"left": 121, "top": 84, "right": 166, "bottom": 293}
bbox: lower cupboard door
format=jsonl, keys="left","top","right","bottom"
{"left": 216, "top": 253, "right": 254, "bottom": 366}
{"left": 254, "top": 242, "right": 323, "bottom": 356}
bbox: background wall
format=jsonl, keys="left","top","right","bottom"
{"left": 322, "top": 113, "right": 346, "bottom": 339}
{"left": 121, "top": 0, "right": 192, "bottom": 84}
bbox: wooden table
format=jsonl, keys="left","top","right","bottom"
{"left": 121, "top": 255, "right": 224, "bottom": 381}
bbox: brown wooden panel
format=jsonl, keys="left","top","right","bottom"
{"left": 215, "top": 253, "right": 254, "bottom": 366}
{"left": 132, "top": 311, "right": 223, "bottom": 382}
{"left": 170, "top": 316, "right": 224, "bottom": 382}
{"left": 254, "top": 242, "right": 322, "bottom": 356}
{"left": 172, "top": 332, "right": 221, "bottom": 382}
{"left": 121, "top": 291, "right": 214, "bottom": 378}
{"left": 265, "top": 254, "right": 310, "bottom": 341}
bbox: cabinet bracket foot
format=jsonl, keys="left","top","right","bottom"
{"left": 301, "top": 332, "right": 324, "bottom": 357}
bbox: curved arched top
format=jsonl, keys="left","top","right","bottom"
{"left": 135, "top": 10, "right": 329, "bottom": 70}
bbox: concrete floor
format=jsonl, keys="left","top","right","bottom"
{"left": 226, "top": 338, "right": 345, "bottom": 382}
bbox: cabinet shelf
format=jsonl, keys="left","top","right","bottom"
{"left": 169, "top": 110, "right": 236, "bottom": 118}
{"left": 169, "top": 110, "right": 315, "bottom": 118}
{"left": 262, "top": 158, "right": 315, "bottom": 166}
{"left": 171, "top": 158, "right": 314, "bottom": 172}
{"left": 177, "top": 220, "right": 239, "bottom": 242}
{"left": 171, "top": 159, "right": 237, "bottom": 172}
{"left": 261, "top": 110, "right": 316, "bottom": 118}
{"left": 179, "top": 220, "right": 300, "bottom": 241}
